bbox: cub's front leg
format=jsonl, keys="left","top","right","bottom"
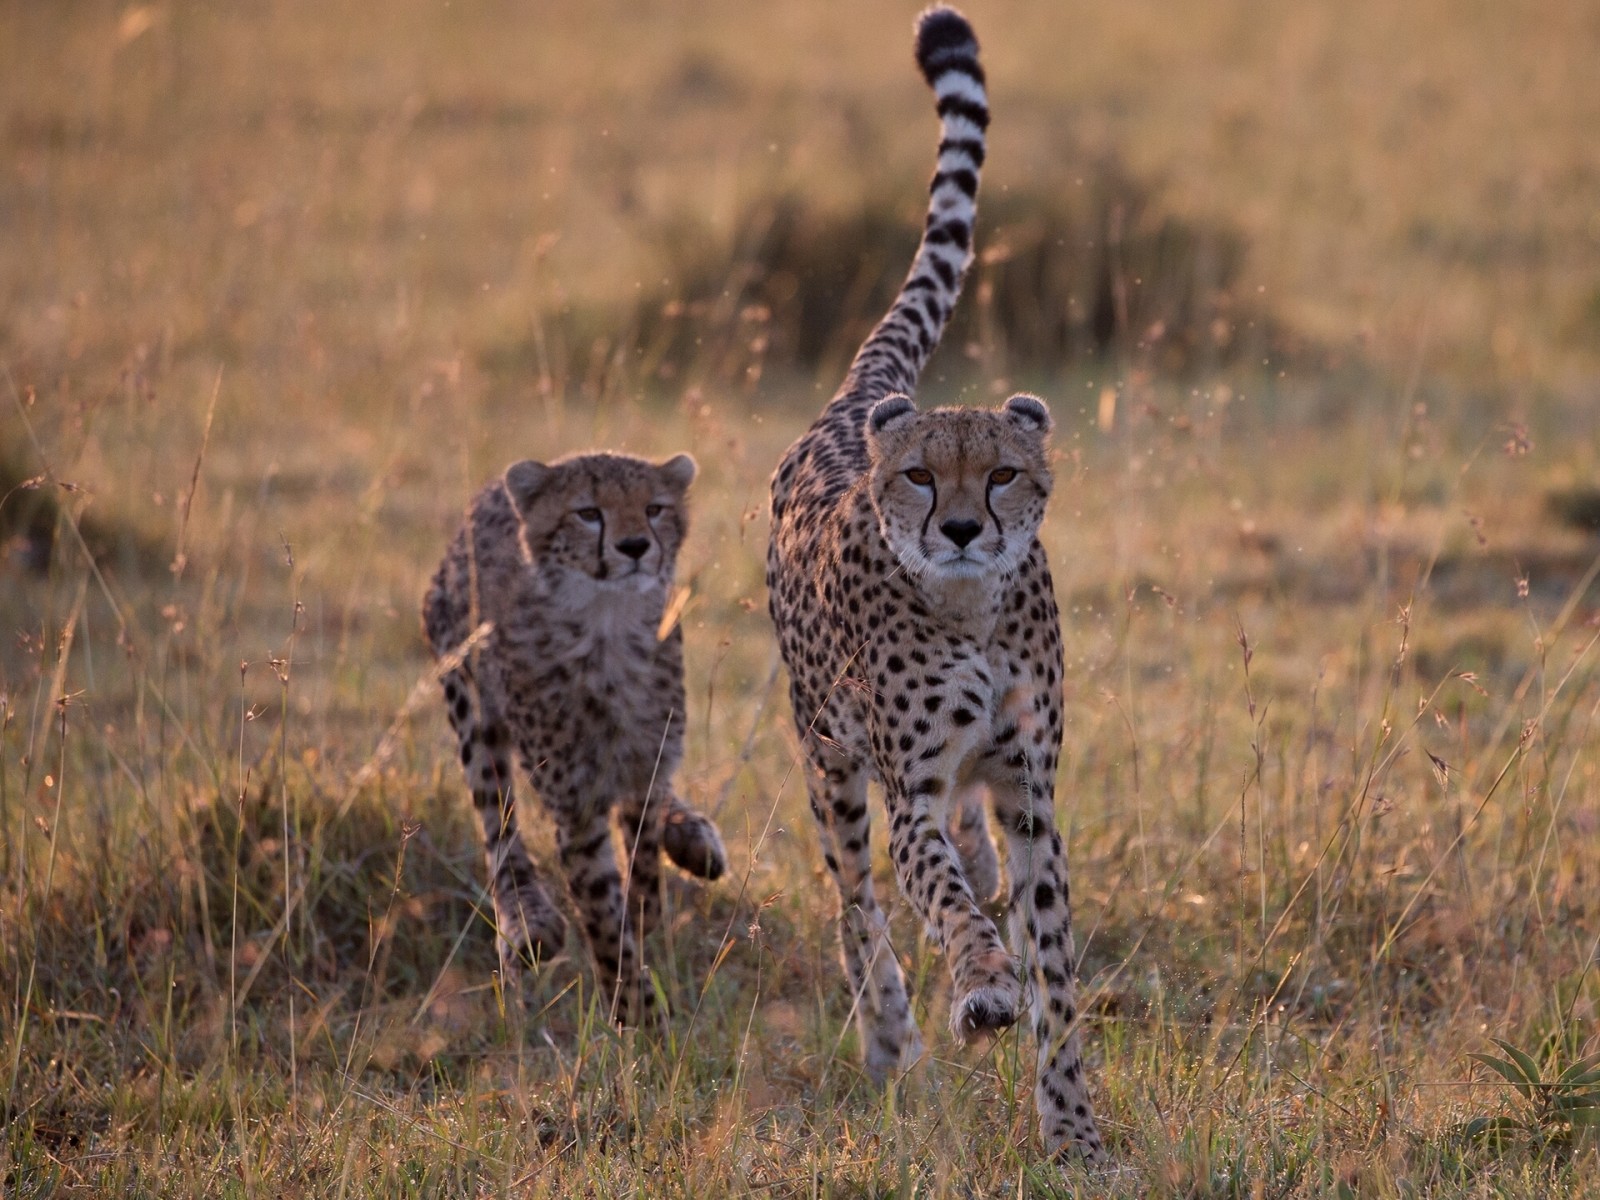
{"left": 617, "top": 785, "right": 668, "bottom": 937}
{"left": 439, "top": 667, "right": 567, "bottom": 980}
{"left": 552, "top": 799, "right": 652, "bottom": 1027}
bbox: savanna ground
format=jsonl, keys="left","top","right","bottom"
{"left": 4, "top": 1, "right": 1600, "bottom": 1195}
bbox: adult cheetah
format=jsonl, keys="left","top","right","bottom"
{"left": 763, "top": 6, "right": 1105, "bottom": 1161}
{"left": 424, "top": 451, "right": 727, "bottom": 1025}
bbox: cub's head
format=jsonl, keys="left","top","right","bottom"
{"left": 503, "top": 451, "right": 695, "bottom": 589}
{"left": 865, "top": 393, "right": 1053, "bottom": 581}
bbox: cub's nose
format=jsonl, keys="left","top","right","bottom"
{"left": 616, "top": 536, "right": 651, "bottom": 560}
{"left": 940, "top": 518, "right": 982, "bottom": 549}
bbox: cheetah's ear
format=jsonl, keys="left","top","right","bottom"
{"left": 503, "top": 459, "right": 554, "bottom": 511}
{"left": 1002, "top": 393, "right": 1053, "bottom": 435}
{"left": 866, "top": 394, "right": 918, "bottom": 439}
{"left": 656, "top": 453, "right": 697, "bottom": 492}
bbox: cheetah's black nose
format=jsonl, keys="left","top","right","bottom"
{"left": 940, "top": 518, "right": 982, "bottom": 549}
{"left": 616, "top": 536, "right": 651, "bottom": 560}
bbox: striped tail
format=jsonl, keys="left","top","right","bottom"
{"left": 837, "top": 6, "right": 988, "bottom": 409}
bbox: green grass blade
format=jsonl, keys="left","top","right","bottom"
{"left": 1472, "top": 1052, "right": 1537, "bottom": 1099}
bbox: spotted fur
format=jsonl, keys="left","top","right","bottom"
{"left": 763, "top": 6, "right": 1104, "bottom": 1161}
{"left": 423, "top": 451, "right": 727, "bottom": 1025}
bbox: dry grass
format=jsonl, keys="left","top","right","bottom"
{"left": 3, "top": 1, "right": 1599, "bottom": 1195}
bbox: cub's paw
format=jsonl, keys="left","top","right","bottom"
{"left": 494, "top": 880, "right": 568, "bottom": 977}
{"left": 863, "top": 1021, "right": 924, "bottom": 1086}
{"left": 662, "top": 803, "right": 728, "bottom": 881}
{"left": 607, "top": 969, "right": 668, "bottom": 1036}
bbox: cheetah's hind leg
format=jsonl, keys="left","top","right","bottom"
{"left": 946, "top": 783, "right": 1000, "bottom": 904}
{"left": 661, "top": 793, "right": 728, "bottom": 882}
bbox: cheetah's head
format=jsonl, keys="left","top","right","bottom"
{"left": 864, "top": 393, "right": 1052, "bottom": 581}
{"left": 503, "top": 451, "right": 696, "bottom": 590}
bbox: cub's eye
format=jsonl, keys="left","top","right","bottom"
{"left": 645, "top": 504, "right": 665, "bottom": 518}
{"left": 576, "top": 507, "right": 602, "bottom": 522}
{"left": 904, "top": 468, "right": 934, "bottom": 487}
{"left": 989, "top": 467, "right": 1018, "bottom": 485}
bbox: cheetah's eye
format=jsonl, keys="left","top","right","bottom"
{"left": 989, "top": 467, "right": 1018, "bottom": 485}
{"left": 904, "top": 468, "right": 934, "bottom": 487}
{"left": 645, "top": 504, "right": 665, "bottom": 518}
{"left": 576, "top": 507, "right": 602, "bottom": 523}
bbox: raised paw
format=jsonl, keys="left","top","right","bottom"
{"left": 661, "top": 802, "right": 728, "bottom": 881}
{"left": 952, "top": 981, "right": 1021, "bottom": 1042}
{"left": 493, "top": 879, "right": 568, "bottom": 977}
{"left": 950, "top": 950, "right": 1023, "bottom": 1043}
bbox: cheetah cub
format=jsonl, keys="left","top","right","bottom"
{"left": 423, "top": 451, "right": 727, "bottom": 1025}
{"left": 764, "top": 7, "right": 1104, "bottom": 1161}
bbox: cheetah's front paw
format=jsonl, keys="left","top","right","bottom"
{"left": 494, "top": 880, "right": 568, "bottom": 977}
{"left": 950, "top": 951, "right": 1023, "bottom": 1043}
{"left": 863, "top": 1022, "right": 924, "bottom": 1085}
{"left": 662, "top": 803, "right": 728, "bottom": 881}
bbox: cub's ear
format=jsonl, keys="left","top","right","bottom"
{"left": 503, "top": 460, "right": 554, "bottom": 511}
{"left": 1002, "top": 393, "right": 1053, "bottom": 435}
{"left": 866, "top": 394, "right": 918, "bottom": 439}
{"left": 656, "top": 453, "right": 697, "bottom": 492}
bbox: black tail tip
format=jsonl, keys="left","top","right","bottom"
{"left": 915, "top": 6, "right": 980, "bottom": 83}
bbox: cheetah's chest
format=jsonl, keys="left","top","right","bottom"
{"left": 804, "top": 558, "right": 1058, "bottom": 782}
{"left": 485, "top": 582, "right": 681, "bottom": 784}
{"left": 500, "top": 607, "right": 668, "bottom": 710}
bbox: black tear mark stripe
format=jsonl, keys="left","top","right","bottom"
{"left": 984, "top": 482, "right": 1005, "bottom": 535}
{"left": 919, "top": 477, "right": 939, "bottom": 543}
